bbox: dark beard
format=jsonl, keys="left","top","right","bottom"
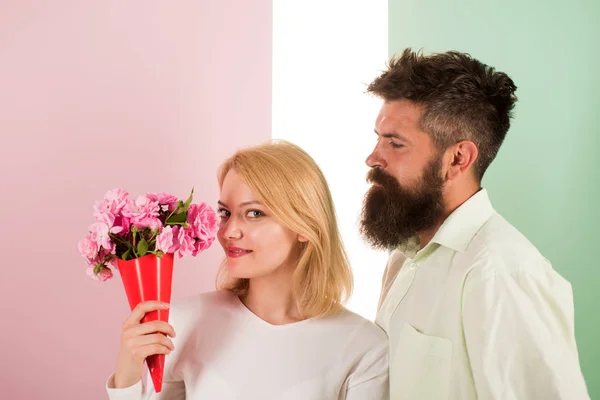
{"left": 359, "top": 157, "right": 445, "bottom": 250}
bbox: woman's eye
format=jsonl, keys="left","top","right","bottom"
{"left": 247, "top": 210, "right": 264, "bottom": 218}
{"left": 217, "top": 208, "right": 230, "bottom": 219}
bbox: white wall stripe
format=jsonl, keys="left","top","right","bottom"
{"left": 273, "top": 0, "right": 389, "bottom": 320}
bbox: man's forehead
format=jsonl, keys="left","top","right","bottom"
{"left": 375, "top": 108, "right": 420, "bottom": 131}
{"left": 383, "top": 99, "right": 420, "bottom": 116}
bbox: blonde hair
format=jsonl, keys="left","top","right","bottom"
{"left": 216, "top": 140, "right": 353, "bottom": 318}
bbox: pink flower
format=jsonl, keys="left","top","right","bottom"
{"left": 147, "top": 192, "right": 179, "bottom": 212}
{"left": 105, "top": 189, "right": 129, "bottom": 212}
{"left": 138, "top": 217, "right": 163, "bottom": 231}
{"left": 82, "top": 188, "right": 218, "bottom": 282}
{"left": 110, "top": 215, "right": 131, "bottom": 235}
{"left": 123, "top": 196, "right": 161, "bottom": 230}
{"left": 89, "top": 222, "right": 113, "bottom": 251}
{"left": 107, "top": 257, "right": 119, "bottom": 270}
{"left": 98, "top": 269, "right": 113, "bottom": 281}
{"left": 78, "top": 236, "right": 98, "bottom": 260}
{"left": 193, "top": 237, "right": 214, "bottom": 256}
{"left": 84, "top": 247, "right": 115, "bottom": 272}
{"left": 93, "top": 208, "right": 116, "bottom": 227}
{"left": 156, "top": 226, "right": 180, "bottom": 254}
{"left": 86, "top": 265, "right": 113, "bottom": 282}
{"left": 93, "top": 189, "right": 130, "bottom": 227}
{"left": 97, "top": 268, "right": 113, "bottom": 281}
{"left": 177, "top": 226, "right": 195, "bottom": 258}
{"left": 187, "top": 203, "right": 219, "bottom": 241}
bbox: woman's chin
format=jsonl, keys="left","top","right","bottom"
{"left": 226, "top": 262, "right": 254, "bottom": 279}
{"left": 227, "top": 265, "right": 272, "bottom": 281}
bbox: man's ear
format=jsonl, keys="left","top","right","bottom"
{"left": 444, "top": 140, "right": 478, "bottom": 181}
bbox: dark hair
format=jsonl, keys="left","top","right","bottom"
{"left": 367, "top": 48, "right": 517, "bottom": 181}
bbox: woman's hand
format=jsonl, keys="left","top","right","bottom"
{"left": 113, "top": 301, "right": 176, "bottom": 389}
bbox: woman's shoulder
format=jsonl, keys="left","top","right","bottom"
{"left": 307, "top": 307, "right": 388, "bottom": 371}
{"left": 317, "top": 306, "right": 388, "bottom": 348}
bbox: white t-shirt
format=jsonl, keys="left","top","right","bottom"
{"left": 107, "top": 290, "right": 389, "bottom": 399}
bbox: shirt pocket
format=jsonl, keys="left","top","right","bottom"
{"left": 391, "top": 322, "right": 452, "bottom": 400}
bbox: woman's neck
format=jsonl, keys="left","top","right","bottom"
{"left": 240, "top": 264, "right": 304, "bottom": 325}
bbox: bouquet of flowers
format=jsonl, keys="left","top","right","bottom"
{"left": 78, "top": 188, "right": 218, "bottom": 392}
{"left": 78, "top": 188, "right": 218, "bottom": 281}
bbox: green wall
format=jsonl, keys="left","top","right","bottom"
{"left": 388, "top": 0, "right": 600, "bottom": 396}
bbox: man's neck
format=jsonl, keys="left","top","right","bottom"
{"left": 418, "top": 185, "right": 481, "bottom": 249}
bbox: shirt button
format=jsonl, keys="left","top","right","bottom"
{"left": 409, "top": 262, "right": 417, "bottom": 270}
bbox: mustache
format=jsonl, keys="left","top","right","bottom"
{"left": 366, "top": 168, "right": 398, "bottom": 188}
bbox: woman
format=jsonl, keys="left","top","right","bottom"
{"left": 106, "top": 140, "right": 389, "bottom": 399}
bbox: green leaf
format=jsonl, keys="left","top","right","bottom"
{"left": 137, "top": 238, "right": 148, "bottom": 256}
{"left": 109, "top": 233, "right": 128, "bottom": 245}
{"left": 122, "top": 249, "right": 131, "bottom": 260}
{"left": 175, "top": 200, "right": 183, "bottom": 211}
{"left": 166, "top": 212, "right": 187, "bottom": 224}
{"left": 182, "top": 188, "right": 194, "bottom": 213}
{"left": 149, "top": 250, "right": 165, "bottom": 258}
{"left": 93, "top": 264, "right": 102, "bottom": 275}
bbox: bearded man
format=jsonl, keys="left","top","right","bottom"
{"left": 360, "top": 49, "right": 589, "bottom": 400}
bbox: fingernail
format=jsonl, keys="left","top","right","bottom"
{"left": 161, "top": 302, "right": 170, "bottom": 308}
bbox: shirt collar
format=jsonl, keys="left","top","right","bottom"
{"left": 394, "top": 188, "right": 494, "bottom": 257}
{"left": 430, "top": 188, "right": 494, "bottom": 253}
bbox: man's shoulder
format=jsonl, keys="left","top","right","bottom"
{"left": 477, "top": 212, "right": 543, "bottom": 253}
{"left": 461, "top": 212, "right": 552, "bottom": 276}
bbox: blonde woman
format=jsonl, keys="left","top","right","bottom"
{"left": 106, "top": 140, "right": 389, "bottom": 399}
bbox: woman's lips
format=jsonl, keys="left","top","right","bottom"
{"left": 227, "top": 247, "right": 253, "bottom": 258}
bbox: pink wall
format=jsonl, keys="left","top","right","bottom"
{"left": 0, "top": 1, "right": 272, "bottom": 398}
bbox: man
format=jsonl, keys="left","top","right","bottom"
{"left": 360, "top": 49, "right": 589, "bottom": 399}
